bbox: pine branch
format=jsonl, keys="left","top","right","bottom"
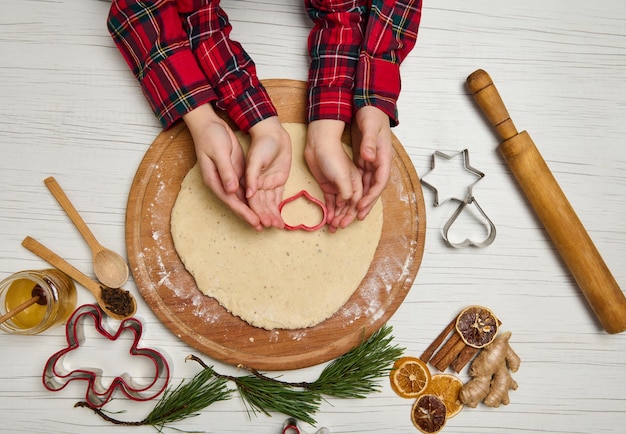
{"left": 76, "top": 324, "right": 403, "bottom": 431}
{"left": 144, "top": 367, "right": 232, "bottom": 431}
{"left": 75, "top": 364, "right": 233, "bottom": 432}
{"left": 186, "top": 354, "right": 321, "bottom": 425}
{"left": 234, "top": 374, "right": 321, "bottom": 425}
{"left": 232, "top": 325, "right": 405, "bottom": 399}
{"left": 309, "top": 324, "right": 405, "bottom": 398}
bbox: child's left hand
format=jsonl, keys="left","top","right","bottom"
{"left": 304, "top": 119, "right": 363, "bottom": 232}
{"left": 350, "top": 106, "right": 393, "bottom": 220}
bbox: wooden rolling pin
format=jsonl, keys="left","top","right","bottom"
{"left": 466, "top": 69, "right": 626, "bottom": 334}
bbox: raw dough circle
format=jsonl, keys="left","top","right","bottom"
{"left": 170, "top": 123, "right": 383, "bottom": 330}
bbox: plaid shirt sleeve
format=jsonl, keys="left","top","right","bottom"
{"left": 180, "top": 1, "right": 277, "bottom": 132}
{"left": 108, "top": 0, "right": 277, "bottom": 132}
{"left": 305, "top": 0, "right": 422, "bottom": 126}
{"left": 107, "top": 0, "right": 217, "bottom": 129}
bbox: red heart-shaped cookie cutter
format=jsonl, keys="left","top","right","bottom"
{"left": 279, "top": 190, "right": 328, "bottom": 231}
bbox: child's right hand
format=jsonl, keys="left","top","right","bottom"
{"left": 183, "top": 104, "right": 263, "bottom": 231}
{"left": 245, "top": 116, "right": 292, "bottom": 229}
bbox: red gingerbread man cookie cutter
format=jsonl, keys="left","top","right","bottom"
{"left": 42, "top": 304, "right": 170, "bottom": 408}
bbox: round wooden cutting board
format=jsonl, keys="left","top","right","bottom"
{"left": 126, "top": 79, "right": 426, "bottom": 371}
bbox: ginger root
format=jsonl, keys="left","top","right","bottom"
{"left": 459, "top": 331, "right": 520, "bottom": 408}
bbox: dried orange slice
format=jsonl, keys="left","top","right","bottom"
{"left": 411, "top": 394, "right": 447, "bottom": 433}
{"left": 425, "top": 374, "right": 464, "bottom": 418}
{"left": 455, "top": 305, "right": 499, "bottom": 348}
{"left": 389, "top": 356, "right": 431, "bottom": 398}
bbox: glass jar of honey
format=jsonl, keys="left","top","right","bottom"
{"left": 0, "top": 269, "right": 77, "bottom": 335}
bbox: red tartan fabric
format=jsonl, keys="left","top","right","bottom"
{"left": 306, "top": 0, "right": 422, "bottom": 126}
{"left": 181, "top": 1, "right": 278, "bottom": 131}
{"left": 107, "top": 0, "right": 421, "bottom": 130}
{"left": 107, "top": 0, "right": 276, "bottom": 131}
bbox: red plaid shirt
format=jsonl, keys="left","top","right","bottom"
{"left": 306, "top": 0, "right": 422, "bottom": 126}
{"left": 107, "top": 0, "right": 421, "bottom": 130}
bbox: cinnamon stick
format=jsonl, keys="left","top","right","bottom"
{"left": 429, "top": 331, "right": 461, "bottom": 368}
{"left": 450, "top": 345, "right": 480, "bottom": 373}
{"left": 434, "top": 337, "right": 466, "bottom": 371}
{"left": 0, "top": 295, "right": 40, "bottom": 324}
{"left": 420, "top": 317, "right": 456, "bottom": 362}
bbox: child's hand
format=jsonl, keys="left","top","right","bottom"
{"left": 183, "top": 104, "right": 263, "bottom": 231}
{"left": 305, "top": 119, "right": 363, "bottom": 232}
{"left": 246, "top": 117, "right": 292, "bottom": 229}
{"left": 351, "top": 106, "right": 393, "bottom": 220}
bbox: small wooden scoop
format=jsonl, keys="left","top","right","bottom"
{"left": 22, "top": 236, "right": 137, "bottom": 321}
{"left": 44, "top": 176, "right": 129, "bottom": 289}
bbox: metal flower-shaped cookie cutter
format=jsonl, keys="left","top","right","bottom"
{"left": 279, "top": 190, "right": 328, "bottom": 231}
{"left": 43, "top": 304, "right": 170, "bottom": 408}
{"left": 420, "top": 149, "right": 496, "bottom": 248}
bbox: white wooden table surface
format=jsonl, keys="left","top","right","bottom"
{"left": 2, "top": 1, "right": 625, "bottom": 433}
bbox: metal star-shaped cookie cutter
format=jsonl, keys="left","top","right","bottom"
{"left": 420, "top": 149, "right": 496, "bottom": 248}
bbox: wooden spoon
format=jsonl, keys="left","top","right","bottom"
{"left": 22, "top": 236, "right": 137, "bottom": 320}
{"left": 44, "top": 176, "right": 129, "bottom": 289}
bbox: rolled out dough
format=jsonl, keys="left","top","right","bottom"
{"left": 170, "top": 123, "right": 383, "bottom": 330}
